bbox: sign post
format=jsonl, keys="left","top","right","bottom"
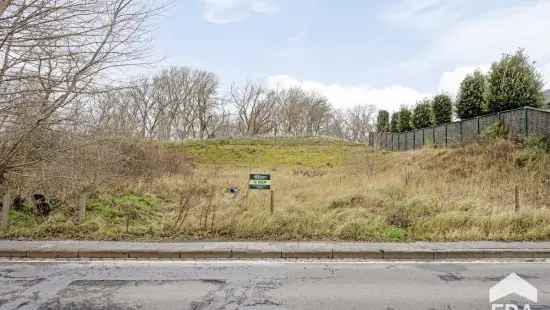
{"left": 249, "top": 174, "right": 271, "bottom": 190}
{"left": 270, "top": 190, "right": 274, "bottom": 214}
{"left": 249, "top": 174, "right": 273, "bottom": 214}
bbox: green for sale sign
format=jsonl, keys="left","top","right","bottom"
{"left": 249, "top": 174, "right": 271, "bottom": 190}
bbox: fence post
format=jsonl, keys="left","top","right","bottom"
{"left": 412, "top": 131, "right": 415, "bottom": 150}
{"left": 459, "top": 121, "right": 463, "bottom": 143}
{"left": 477, "top": 117, "right": 481, "bottom": 135}
{"left": 432, "top": 127, "right": 436, "bottom": 145}
{"left": 524, "top": 108, "right": 529, "bottom": 137}
{"left": 397, "top": 133, "right": 400, "bottom": 150}
{"left": 445, "top": 125, "right": 448, "bottom": 146}
{"left": 1, "top": 189, "right": 10, "bottom": 229}
{"left": 422, "top": 129, "right": 425, "bottom": 147}
{"left": 78, "top": 193, "right": 88, "bottom": 223}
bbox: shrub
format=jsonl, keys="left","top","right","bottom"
{"left": 385, "top": 227, "right": 406, "bottom": 241}
{"left": 386, "top": 206, "right": 412, "bottom": 229}
{"left": 525, "top": 136, "right": 550, "bottom": 153}
{"left": 483, "top": 121, "right": 509, "bottom": 139}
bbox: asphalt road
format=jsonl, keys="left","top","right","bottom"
{"left": 1, "top": 259, "right": 550, "bottom": 310}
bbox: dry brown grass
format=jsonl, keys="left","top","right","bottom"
{"left": 3, "top": 137, "right": 550, "bottom": 241}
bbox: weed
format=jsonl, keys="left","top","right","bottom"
{"left": 385, "top": 227, "right": 407, "bottom": 241}
{"left": 483, "top": 121, "right": 510, "bottom": 139}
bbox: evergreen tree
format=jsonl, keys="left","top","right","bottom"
{"left": 411, "top": 99, "right": 432, "bottom": 129}
{"left": 432, "top": 94, "right": 453, "bottom": 126}
{"left": 398, "top": 107, "right": 412, "bottom": 132}
{"left": 390, "top": 112, "right": 399, "bottom": 133}
{"left": 456, "top": 70, "right": 486, "bottom": 119}
{"left": 376, "top": 110, "right": 390, "bottom": 132}
{"left": 486, "top": 49, "right": 544, "bottom": 113}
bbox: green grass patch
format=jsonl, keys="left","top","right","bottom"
{"left": 167, "top": 137, "right": 365, "bottom": 168}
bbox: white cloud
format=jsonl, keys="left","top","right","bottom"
{"left": 266, "top": 65, "right": 499, "bottom": 113}
{"left": 429, "top": 1, "right": 550, "bottom": 65}
{"left": 438, "top": 64, "right": 490, "bottom": 98}
{"left": 266, "top": 75, "right": 430, "bottom": 112}
{"left": 388, "top": 0, "right": 550, "bottom": 91}
{"left": 384, "top": 0, "right": 463, "bottom": 29}
{"left": 200, "top": 0, "right": 279, "bottom": 24}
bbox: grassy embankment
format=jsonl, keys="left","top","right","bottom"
{"left": 3, "top": 136, "right": 550, "bottom": 241}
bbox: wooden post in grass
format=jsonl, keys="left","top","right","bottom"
{"left": 1, "top": 188, "right": 10, "bottom": 229}
{"left": 78, "top": 193, "right": 87, "bottom": 223}
{"left": 514, "top": 185, "right": 520, "bottom": 212}
{"left": 270, "top": 190, "right": 274, "bottom": 215}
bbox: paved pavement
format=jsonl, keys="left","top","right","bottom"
{"left": 1, "top": 259, "right": 550, "bottom": 309}
{"left": 2, "top": 240, "right": 550, "bottom": 259}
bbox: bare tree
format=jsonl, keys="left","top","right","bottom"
{"left": 326, "top": 109, "right": 348, "bottom": 140}
{"left": 151, "top": 67, "right": 195, "bottom": 140}
{"left": 0, "top": 0, "right": 157, "bottom": 185}
{"left": 231, "top": 82, "right": 275, "bottom": 136}
{"left": 346, "top": 105, "right": 376, "bottom": 142}
{"left": 277, "top": 87, "right": 306, "bottom": 136}
{"left": 192, "top": 70, "right": 219, "bottom": 139}
{"left": 303, "top": 91, "right": 331, "bottom": 136}
{"left": 88, "top": 88, "right": 140, "bottom": 137}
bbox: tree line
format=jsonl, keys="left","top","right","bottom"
{"left": 376, "top": 50, "right": 546, "bottom": 133}
{"left": 86, "top": 67, "right": 378, "bottom": 142}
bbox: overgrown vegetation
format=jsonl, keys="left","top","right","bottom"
{"left": 3, "top": 137, "right": 550, "bottom": 242}
{"left": 1, "top": 2, "right": 549, "bottom": 243}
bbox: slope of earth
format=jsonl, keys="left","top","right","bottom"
{"left": 3, "top": 137, "right": 550, "bottom": 242}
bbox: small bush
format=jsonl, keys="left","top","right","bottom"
{"left": 483, "top": 121, "right": 509, "bottom": 139}
{"left": 386, "top": 206, "right": 412, "bottom": 229}
{"left": 336, "top": 218, "right": 386, "bottom": 241}
{"left": 525, "top": 136, "right": 550, "bottom": 153}
{"left": 385, "top": 227, "right": 406, "bottom": 241}
{"left": 328, "top": 195, "right": 365, "bottom": 209}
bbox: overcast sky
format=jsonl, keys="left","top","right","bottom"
{"left": 150, "top": 0, "right": 550, "bottom": 112}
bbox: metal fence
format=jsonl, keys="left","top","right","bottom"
{"left": 368, "top": 107, "right": 550, "bottom": 151}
